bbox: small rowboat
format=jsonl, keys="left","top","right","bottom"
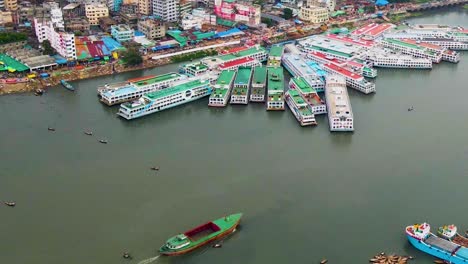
{"left": 99, "top": 139, "right": 108, "bottom": 144}
{"left": 48, "top": 127, "right": 55, "bottom": 131}
{"left": 84, "top": 131, "right": 93, "bottom": 136}
{"left": 4, "top": 201, "right": 16, "bottom": 207}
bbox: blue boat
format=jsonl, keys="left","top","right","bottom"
{"left": 406, "top": 223, "right": 468, "bottom": 264}
{"left": 60, "top": 80, "right": 74, "bottom": 91}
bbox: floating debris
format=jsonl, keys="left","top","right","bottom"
{"left": 35, "top": 89, "right": 44, "bottom": 96}
{"left": 370, "top": 253, "right": 412, "bottom": 264}
{"left": 408, "top": 106, "right": 414, "bottom": 111}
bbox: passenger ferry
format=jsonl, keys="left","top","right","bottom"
{"left": 208, "top": 70, "right": 236, "bottom": 107}
{"left": 201, "top": 45, "right": 268, "bottom": 70}
{"left": 267, "top": 45, "right": 284, "bottom": 67}
{"left": 98, "top": 73, "right": 185, "bottom": 106}
{"left": 325, "top": 75, "right": 353, "bottom": 132}
{"left": 282, "top": 54, "right": 325, "bottom": 91}
{"left": 179, "top": 62, "right": 210, "bottom": 76}
{"left": 117, "top": 78, "right": 212, "bottom": 120}
{"left": 307, "top": 51, "right": 377, "bottom": 78}
{"left": 285, "top": 89, "right": 316, "bottom": 126}
{"left": 250, "top": 66, "right": 267, "bottom": 102}
{"left": 442, "top": 49, "right": 460, "bottom": 63}
{"left": 289, "top": 77, "right": 326, "bottom": 115}
{"left": 297, "top": 35, "right": 364, "bottom": 60}
{"left": 323, "top": 63, "right": 376, "bottom": 94}
{"left": 366, "top": 49, "right": 432, "bottom": 69}
{"left": 406, "top": 223, "right": 468, "bottom": 264}
{"left": 218, "top": 57, "right": 260, "bottom": 71}
{"left": 400, "top": 39, "right": 459, "bottom": 63}
{"left": 266, "top": 67, "right": 285, "bottom": 111}
{"left": 381, "top": 39, "right": 443, "bottom": 63}
{"left": 231, "top": 67, "right": 252, "bottom": 105}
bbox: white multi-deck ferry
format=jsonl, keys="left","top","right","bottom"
{"left": 282, "top": 54, "right": 325, "bottom": 91}
{"left": 267, "top": 45, "right": 284, "bottom": 67}
{"left": 208, "top": 70, "right": 237, "bottom": 107}
{"left": 179, "top": 62, "right": 210, "bottom": 76}
{"left": 285, "top": 89, "right": 316, "bottom": 126}
{"left": 250, "top": 66, "right": 267, "bottom": 102}
{"left": 231, "top": 67, "right": 252, "bottom": 105}
{"left": 366, "top": 49, "right": 432, "bottom": 69}
{"left": 325, "top": 75, "right": 353, "bottom": 132}
{"left": 323, "top": 63, "right": 375, "bottom": 94}
{"left": 266, "top": 67, "right": 285, "bottom": 111}
{"left": 381, "top": 39, "right": 443, "bottom": 63}
{"left": 98, "top": 73, "right": 185, "bottom": 106}
{"left": 307, "top": 51, "right": 377, "bottom": 78}
{"left": 117, "top": 78, "right": 212, "bottom": 120}
{"left": 384, "top": 33, "right": 468, "bottom": 50}
{"left": 289, "top": 77, "right": 326, "bottom": 115}
{"left": 201, "top": 45, "right": 268, "bottom": 70}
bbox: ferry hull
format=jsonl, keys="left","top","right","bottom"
{"left": 406, "top": 235, "right": 465, "bottom": 264}
{"left": 160, "top": 219, "right": 240, "bottom": 256}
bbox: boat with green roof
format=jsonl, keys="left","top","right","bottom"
{"left": 117, "top": 78, "right": 212, "bottom": 120}
{"left": 159, "top": 213, "right": 242, "bottom": 256}
{"left": 250, "top": 66, "right": 267, "bottom": 102}
{"left": 230, "top": 67, "right": 252, "bottom": 105}
{"left": 266, "top": 66, "right": 285, "bottom": 111}
{"left": 289, "top": 77, "right": 326, "bottom": 115}
{"left": 285, "top": 89, "right": 316, "bottom": 126}
{"left": 209, "top": 70, "right": 237, "bottom": 107}
{"left": 267, "top": 45, "right": 284, "bottom": 67}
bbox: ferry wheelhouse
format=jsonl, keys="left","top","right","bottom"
{"left": 323, "top": 63, "right": 376, "bottom": 94}
{"left": 289, "top": 77, "right": 326, "bottom": 115}
{"left": 250, "top": 66, "right": 267, "bottom": 102}
{"left": 325, "top": 75, "right": 353, "bottom": 132}
{"left": 208, "top": 70, "right": 236, "bottom": 107}
{"left": 98, "top": 73, "right": 184, "bottom": 106}
{"left": 285, "top": 89, "right": 316, "bottom": 126}
{"left": 266, "top": 67, "right": 285, "bottom": 111}
{"left": 267, "top": 45, "right": 284, "bottom": 67}
{"left": 231, "top": 67, "right": 252, "bottom": 105}
{"left": 381, "top": 39, "right": 442, "bottom": 63}
{"left": 179, "top": 62, "right": 210, "bottom": 76}
{"left": 117, "top": 79, "right": 212, "bottom": 120}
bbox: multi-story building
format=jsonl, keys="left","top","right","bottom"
{"left": 138, "top": 17, "right": 166, "bottom": 39}
{"left": 34, "top": 18, "right": 76, "bottom": 60}
{"left": 63, "top": 3, "right": 85, "bottom": 19}
{"left": 85, "top": 3, "right": 109, "bottom": 25}
{"left": 0, "top": 10, "right": 12, "bottom": 25}
{"left": 120, "top": 2, "right": 138, "bottom": 14}
{"left": 138, "top": 0, "right": 151, "bottom": 15}
{"left": 107, "top": 0, "right": 123, "bottom": 12}
{"left": 4, "top": 0, "right": 17, "bottom": 11}
{"left": 306, "top": 0, "right": 335, "bottom": 12}
{"left": 299, "top": 5, "right": 329, "bottom": 24}
{"left": 111, "top": 24, "right": 134, "bottom": 43}
{"left": 153, "top": 0, "right": 179, "bottom": 22}
{"left": 99, "top": 16, "right": 116, "bottom": 32}
{"left": 65, "top": 18, "right": 90, "bottom": 32}
{"left": 214, "top": 0, "right": 261, "bottom": 26}
{"left": 179, "top": 0, "right": 192, "bottom": 20}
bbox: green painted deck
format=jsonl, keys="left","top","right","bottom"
{"left": 384, "top": 39, "right": 424, "bottom": 50}
{"left": 252, "top": 66, "right": 267, "bottom": 86}
{"left": 292, "top": 77, "right": 315, "bottom": 94}
{"left": 133, "top": 73, "right": 181, "bottom": 87}
{"left": 0, "top": 53, "right": 29, "bottom": 72}
{"left": 269, "top": 45, "right": 284, "bottom": 57}
{"left": 307, "top": 46, "right": 353, "bottom": 58}
{"left": 267, "top": 67, "right": 284, "bottom": 101}
{"left": 288, "top": 89, "right": 313, "bottom": 116}
{"left": 145, "top": 79, "right": 209, "bottom": 100}
{"left": 234, "top": 67, "right": 252, "bottom": 86}
{"left": 210, "top": 88, "right": 229, "bottom": 98}
{"left": 219, "top": 47, "right": 266, "bottom": 61}
{"left": 186, "top": 63, "right": 208, "bottom": 72}
{"left": 216, "top": 70, "right": 236, "bottom": 88}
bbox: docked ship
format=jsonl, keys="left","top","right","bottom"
{"left": 208, "top": 70, "right": 237, "bottom": 107}
{"left": 383, "top": 33, "right": 468, "bottom": 50}
{"left": 267, "top": 45, "right": 284, "bottom": 67}
{"left": 289, "top": 77, "right": 326, "bottom": 115}
{"left": 406, "top": 223, "right": 468, "bottom": 264}
{"left": 438, "top": 225, "right": 468, "bottom": 248}
{"left": 98, "top": 73, "right": 185, "bottom": 106}
{"left": 400, "top": 39, "right": 459, "bottom": 63}
{"left": 307, "top": 51, "right": 377, "bottom": 78}
{"left": 323, "top": 63, "right": 375, "bottom": 94}
{"left": 325, "top": 75, "right": 354, "bottom": 132}
{"left": 230, "top": 67, "right": 252, "bottom": 105}
{"left": 266, "top": 67, "right": 285, "bottom": 111}
{"left": 250, "top": 66, "right": 267, "bottom": 102}
{"left": 285, "top": 89, "right": 316, "bottom": 126}
{"left": 381, "top": 39, "right": 443, "bottom": 63}
{"left": 282, "top": 53, "right": 325, "bottom": 91}
{"left": 159, "top": 213, "right": 242, "bottom": 256}
{"left": 201, "top": 45, "right": 268, "bottom": 70}
{"left": 366, "top": 49, "right": 433, "bottom": 69}
{"left": 60, "top": 80, "right": 74, "bottom": 91}
{"left": 117, "top": 78, "right": 212, "bottom": 120}
{"left": 179, "top": 62, "right": 210, "bottom": 76}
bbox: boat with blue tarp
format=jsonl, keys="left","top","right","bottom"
{"left": 60, "top": 80, "right": 74, "bottom": 91}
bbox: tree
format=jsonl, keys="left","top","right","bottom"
{"left": 122, "top": 48, "right": 143, "bottom": 66}
{"left": 42, "top": 40, "right": 56, "bottom": 55}
{"left": 364, "top": 5, "right": 376, "bottom": 13}
{"left": 283, "top": 8, "right": 293, "bottom": 20}
{"left": 261, "top": 17, "right": 274, "bottom": 27}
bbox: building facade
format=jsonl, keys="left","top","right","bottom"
{"left": 111, "top": 24, "right": 134, "bottom": 42}
{"left": 306, "top": 0, "right": 335, "bottom": 12}
{"left": 65, "top": 18, "right": 90, "bottom": 32}
{"left": 34, "top": 18, "right": 76, "bottom": 60}
{"left": 85, "top": 3, "right": 109, "bottom": 25}
{"left": 214, "top": 0, "right": 261, "bottom": 26}
{"left": 152, "top": 0, "right": 179, "bottom": 22}
{"left": 138, "top": 17, "right": 166, "bottom": 39}
{"left": 4, "top": 0, "right": 17, "bottom": 11}
{"left": 99, "top": 16, "right": 116, "bottom": 32}
{"left": 299, "top": 5, "right": 329, "bottom": 23}
{"left": 138, "top": 0, "right": 151, "bottom": 15}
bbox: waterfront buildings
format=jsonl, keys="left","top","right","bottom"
{"left": 138, "top": 17, "right": 166, "bottom": 39}
{"left": 34, "top": 19, "right": 76, "bottom": 60}
{"left": 153, "top": 0, "right": 179, "bottom": 22}
{"left": 299, "top": 5, "right": 329, "bottom": 24}
{"left": 325, "top": 75, "right": 353, "bottom": 132}
{"left": 214, "top": 0, "right": 261, "bottom": 26}
{"left": 85, "top": 3, "right": 109, "bottom": 25}
{"left": 306, "top": 0, "right": 336, "bottom": 12}
{"left": 117, "top": 79, "right": 212, "bottom": 120}
{"left": 267, "top": 67, "right": 285, "bottom": 111}
{"left": 250, "top": 66, "right": 267, "bottom": 102}
{"left": 138, "top": 0, "right": 151, "bottom": 15}
{"left": 231, "top": 67, "right": 252, "bottom": 105}
{"left": 209, "top": 70, "right": 236, "bottom": 107}
{"left": 111, "top": 24, "right": 134, "bottom": 43}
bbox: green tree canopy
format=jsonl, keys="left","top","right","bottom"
{"left": 283, "top": 8, "right": 293, "bottom": 20}
{"left": 42, "top": 40, "right": 56, "bottom": 55}
{"left": 122, "top": 48, "right": 143, "bottom": 66}
{"left": 0, "top": 32, "right": 27, "bottom": 45}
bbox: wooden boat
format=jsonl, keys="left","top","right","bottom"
{"left": 48, "top": 127, "right": 55, "bottom": 131}
{"left": 438, "top": 225, "right": 468, "bottom": 247}
{"left": 35, "top": 89, "right": 44, "bottom": 96}
{"left": 4, "top": 201, "right": 16, "bottom": 207}
{"left": 99, "top": 139, "right": 108, "bottom": 144}
{"left": 84, "top": 131, "right": 93, "bottom": 136}
{"left": 60, "top": 80, "right": 74, "bottom": 91}
{"left": 150, "top": 166, "right": 160, "bottom": 171}
{"left": 159, "top": 213, "right": 242, "bottom": 256}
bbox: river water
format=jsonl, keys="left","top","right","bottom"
{"left": 1, "top": 9, "right": 467, "bottom": 264}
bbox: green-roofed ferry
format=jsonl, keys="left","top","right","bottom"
{"left": 159, "top": 213, "right": 242, "bottom": 256}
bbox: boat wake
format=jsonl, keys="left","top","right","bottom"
{"left": 136, "top": 255, "right": 160, "bottom": 264}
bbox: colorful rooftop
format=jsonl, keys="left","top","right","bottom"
{"left": 267, "top": 67, "right": 284, "bottom": 92}
{"left": 288, "top": 89, "right": 313, "bottom": 116}
{"left": 252, "top": 66, "right": 267, "bottom": 85}
{"left": 367, "top": 23, "right": 393, "bottom": 37}
{"left": 234, "top": 67, "right": 252, "bottom": 85}
{"left": 216, "top": 70, "right": 236, "bottom": 88}
{"left": 219, "top": 46, "right": 266, "bottom": 62}
{"left": 402, "top": 39, "right": 443, "bottom": 50}
{"left": 325, "top": 34, "right": 374, "bottom": 47}
{"left": 145, "top": 79, "right": 210, "bottom": 100}
{"left": 75, "top": 36, "right": 111, "bottom": 60}
{"left": 269, "top": 45, "right": 284, "bottom": 57}
{"left": 101, "top": 36, "right": 125, "bottom": 52}
{"left": 130, "top": 73, "right": 182, "bottom": 87}
{"left": 352, "top": 23, "right": 378, "bottom": 36}
{"left": 167, "top": 30, "right": 216, "bottom": 47}
{"left": 324, "top": 63, "right": 362, "bottom": 80}
{"left": 219, "top": 57, "right": 255, "bottom": 70}
{"left": 0, "top": 53, "right": 29, "bottom": 72}
{"left": 292, "top": 77, "right": 316, "bottom": 94}
{"left": 384, "top": 38, "right": 424, "bottom": 50}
